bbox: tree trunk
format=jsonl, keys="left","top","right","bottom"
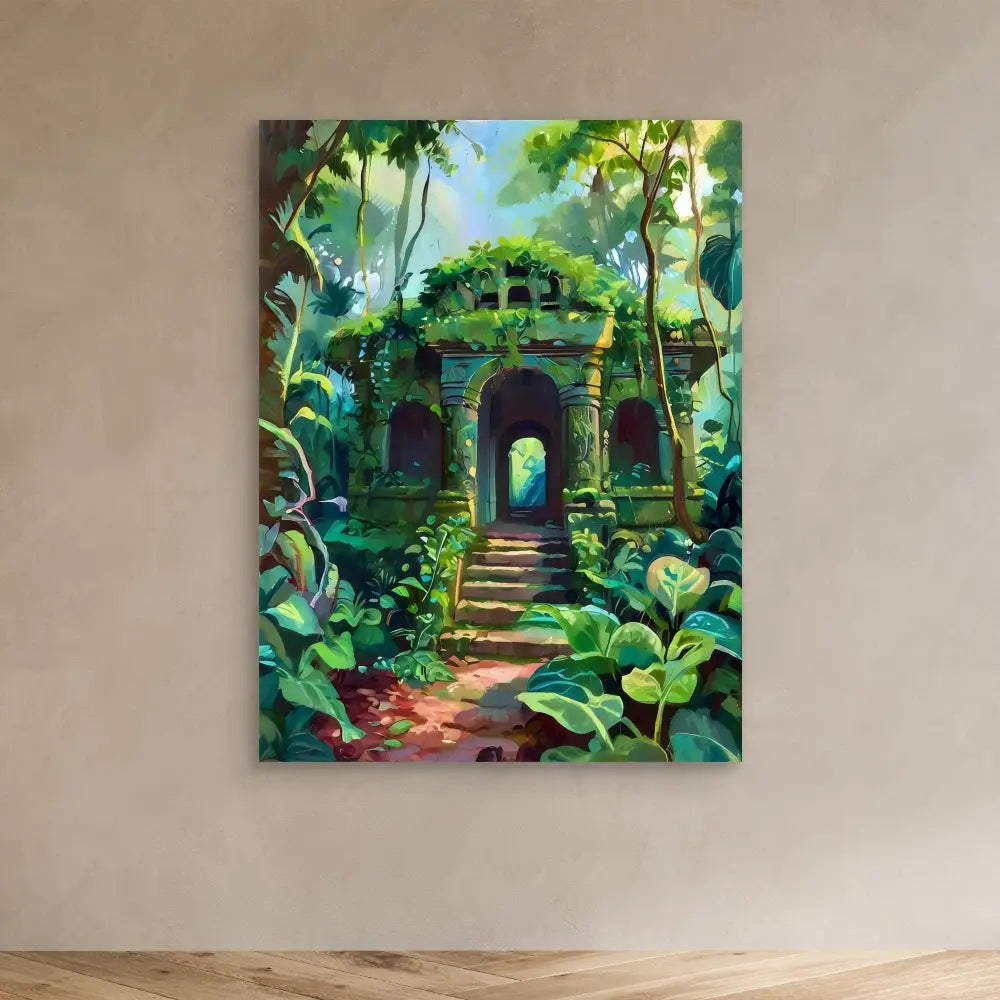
{"left": 393, "top": 156, "right": 418, "bottom": 289}
{"left": 398, "top": 157, "right": 431, "bottom": 288}
{"left": 637, "top": 138, "right": 703, "bottom": 542}
{"left": 356, "top": 146, "right": 372, "bottom": 315}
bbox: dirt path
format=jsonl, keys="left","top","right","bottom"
{"left": 361, "top": 657, "right": 543, "bottom": 762}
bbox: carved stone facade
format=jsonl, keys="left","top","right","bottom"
{"left": 339, "top": 286, "right": 718, "bottom": 531}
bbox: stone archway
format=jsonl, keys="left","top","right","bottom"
{"left": 477, "top": 367, "right": 563, "bottom": 525}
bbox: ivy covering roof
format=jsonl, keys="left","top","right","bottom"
{"left": 328, "top": 237, "right": 703, "bottom": 363}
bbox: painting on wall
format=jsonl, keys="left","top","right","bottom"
{"left": 259, "top": 120, "right": 742, "bottom": 762}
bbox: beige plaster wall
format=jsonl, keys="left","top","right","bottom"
{"left": 2, "top": 0, "right": 999, "bottom": 949}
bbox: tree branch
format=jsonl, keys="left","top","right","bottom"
{"left": 579, "top": 132, "right": 645, "bottom": 173}
{"left": 281, "top": 119, "right": 351, "bottom": 235}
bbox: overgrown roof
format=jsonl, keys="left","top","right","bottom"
{"left": 327, "top": 237, "right": 704, "bottom": 363}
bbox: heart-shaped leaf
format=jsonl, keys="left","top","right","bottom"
{"left": 278, "top": 666, "right": 364, "bottom": 742}
{"left": 700, "top": 231, "right": 742, "bottom": 309}
{"left": 681, "top": 611, "right": 741, "bottom": 660}
{"left": 645, "top": 556, "right": 710, "bottom": 621}
{"left": 608, "top": 622, "right": 665, "bottom": 670}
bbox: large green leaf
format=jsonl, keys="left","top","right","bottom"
{"left": 704, "top": 664, "right": 741, "bottom": 698}
{"left": 518, "top": 688, "right": 623, "bottom": 740}
{"left": 263, "top": 593, "right": 321, "bottom": 636}
{"left": 259, "top": 713, "right": 282, "bottom": 760}
{"left": 541, "top": 735, "right": 668, "bottom": 763}
{"left": 259, "top": 666, "right": 279, "bottom": 710}
{"left": 621, "top": 665, "right": 664, "bottom": 705}
{"left": 621, "top": 655, "right": 701, "bottom": 708}
{"left": 519, "top": 604, "right": 620, "bottom": 656}
{"left": 667, "top": 628, "right": 717, "bottom": 670}
{"left": 698, "top": 580, "right": 741, "bottom": 614}
{"left": 700, "top": 231, "right": 742, "bottom": 309}
{"left": 608, "top": 622, "right": 665, "bottom": 670}
{"left": 288, "top": 369, "right": 334, "bottom": 397}
{"left": 669, "top": 707, "right": 741, "bottom": 762}
{"left": 682, "top": 611, "right": 741, "bottom": 660}
{"left": 259, "top": 566, "right": 294, "bottom": 610}
{"left": 258, "top": 522, "right": 280, "bottom": 557}
{"left": 528, "top": 659, "right": 612, "bottom": 700}
{"left": 282, "top": 731, "right": 337, "bottom": 762}
{"left": 659, "top": 661, "right": 700, "bottom": 704}
{"left": 277, "top": 666, "right": 364, "bottom": 742}
{"left": 645, "top": 556, "right": 710, "bottom": 620}
{"left": 704, "top": 528, "right": 743, "bottom": 579}
{"left": 275, "top": 529, "right": 319, "bottom": 593}
{"left": 540, "top": 745, "right": 590, "bottom": 762}
{"left": 301, "top": 631, "right": 355, "bottom": 672}
{"left": 595, "top": 735, "right": 669, "bottom": 762}
{"left": 289, "top": 405, "right": 334, "bottom": 435}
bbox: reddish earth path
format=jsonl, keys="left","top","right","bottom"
{"left": 360, "top": 655, "right": 543, "bottom": 762}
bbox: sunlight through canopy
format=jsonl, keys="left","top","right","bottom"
{"left": 508, "top": 436, "right": 546, "bottom": 508}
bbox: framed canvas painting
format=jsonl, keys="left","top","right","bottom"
{"left": 259, "top": 120, "right": 742, "bottom": 762}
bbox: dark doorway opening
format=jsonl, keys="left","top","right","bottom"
{"left": 478, "top": 367, "right": 562, "bottom": 525}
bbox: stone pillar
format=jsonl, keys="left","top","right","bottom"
{"left": 561, "top": 383, "right": 604, "bottom": 493}
{"left": 438, "top": 387, "right": 479, "bottom": 524}
{"left": 442, "top": 399, "right": 478, "bottom": 495}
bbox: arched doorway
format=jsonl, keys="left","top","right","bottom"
{"left": 478, "top": 367, "right": 562, "bottom": 524}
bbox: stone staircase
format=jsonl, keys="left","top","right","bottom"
{"left": 440, "top": 523, "right": 575, "bottom": 661}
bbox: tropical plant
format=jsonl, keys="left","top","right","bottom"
{"left": 517, "top": 520, "right": 743, "bottom": 761}
{"left": 374, "top": 513, "right": 476, "bottom": 682}
{"left": 514, "top": 605, "right": 724, "bottom": 761}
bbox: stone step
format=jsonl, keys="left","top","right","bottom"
{"left": 456, "top": 599, "right": 532, "bottom": 627}
{"left": 482, "top": 524, "right": 566, "bottom": 542}
{"left": 440, "top": 627, "right": 573, "bottom": 660}
{"left": 470, "top": 549, "right": 571, "bottom": 569}
{"left": 464, "top": 563, "right": 572, "bottom": 584}
{"left": 461, "top": 580, "right": 570, "bottom": 603}
{"left": 483, "top": 537, "right": 569, "bottom": 554}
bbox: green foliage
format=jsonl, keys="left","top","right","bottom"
{"left": 669, "top": 708, "right": 741, "bottom": 762}
{"left": 521, "top": 519, "right": 742, "bottom": 761}
{"left": 377, "top": 648, "right": 456, "bottom": 685}
{"left": 645, "top": 555, "right": 710, "bottom": 624}
{"left": 700, "top": 231, "right": 742, "bottom": 309}
{"left": 520, "top": 659, "right": 624, "bottom": 749}
{"left": 259, "top": 564, "right": 367, "bottom": 757}
{"left": 309, "top": 275, "right": 361, "bottom": 317}
{"left": 380, "top": 513, "right": 476, "bottom": 658}
{"left": 703, "top": 119, "right": 743, "bottom": 224}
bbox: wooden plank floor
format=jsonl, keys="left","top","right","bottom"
{"left": 2, "top": 951, "right": 999, "bottom": 999}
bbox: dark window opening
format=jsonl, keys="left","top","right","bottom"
{"left": 539, "top": 275, "right": 561, "bottom": 309}
{"left": 507, "top": 284, "right": 531, "bottom": 305}
{"left": 387, "top": 401, "right": 442, "bottom": 488}
{"left": 609, "top": 398, "right": 660, "bottom": 485}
